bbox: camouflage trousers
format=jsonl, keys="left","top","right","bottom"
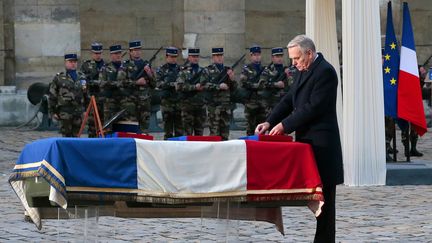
{"left": 385, "top": 116, "right": 395, "bottom": 152}
{"left": 181, "top": 105, "right": 206, "bottom": 136}
{"left": 244, "top": 102, "right": 266, "bottom": 136}
{"left": 264, "top": 99, "right": 279, "bottom": 118}
{"left": 136, "top": 99, "right": 151, "bottom": 133}
{"left": 103, "top": 98, "right": 122, "bottom": 132}
{"left": 119, "top": 95, "right": 138, "bottom": 122}
{"left": 207, "top": 104, "right": 231, "bottom": 140}
{"left": 87, "top": 100, "right": 104, "bottom": 138}
{"left": 57, "top": 111, "right": 82, "bottom": 137}
{"left": 161, "top": 99, "right": 183, "bottom": 139}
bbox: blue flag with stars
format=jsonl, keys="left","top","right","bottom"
{"left": 383, "top": 1, "right": 400, "bottom": 118}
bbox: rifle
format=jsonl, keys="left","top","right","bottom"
{"left": 423, "top": 54, "right": 432, "bottom": 67}
{"left": 215, "top": 54, "right": 246, "bottom": 84}
{"left": 135, "top": 46, "right": 164, "bottom": 79}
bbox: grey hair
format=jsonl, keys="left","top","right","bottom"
{"left": 287, "top": 35, "right": 316, "bottom": 54}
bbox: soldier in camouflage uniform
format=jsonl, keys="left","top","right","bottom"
{"left": 240, "top": 45, "right": 266, "bottom": 136}
{"left": 176, "top": 48, "right": 206, "bottom": 136}
{"left": 80, "top": 42, "right": 105, "bottom": 137}
{"left": 48, "top": 53, "right": 86, "bottom": 137}
{"left": 123, "top": 40, "right": 156, "bottom": 133}
{"left": 259, "top": 47, "right": 293, "bottom": 117}
{"left": 100, "top": 44, "right": 131, "bottom": 131}
{"left": 385, "top": 116, "right": 396, "bottom": 161}
{"left": 202, "top": 47, "right": 237, "bottom": 140}
{"left": 156, "top": 47, "right": 182, "bottom": 139}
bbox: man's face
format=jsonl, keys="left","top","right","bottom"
{"left": 166, "top": 55, "right": 177, "bottom": 64}
{"left": 288, "top": 46, "right": 314, "bottom": 71}
{"left": 271, "top": 55, "right": 284, "bottom": 65}
{"left": 419, "top": 66, "right": 427, "bottom": 77}
{"left": 91, "top": 52, "right": 102, "bottom": 62}
{"left": 65, "top": 60, "right": 77, "bottom": 70}
{"left": 250, "top": 53, "right": 261, "bottom": 63}
{"left": 188, "top": 55, "right": 199, "bottom": 64}
{"left": 110, "top": 52, "right": 122, "bottom": 62}
{"left": 130, "top": 49, "right": 142, "bottom": 60}
{"left": 212, "top": 54, "right": 224, "bottom": 64}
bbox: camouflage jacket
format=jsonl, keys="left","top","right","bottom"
{"left": 156, "top": 63, "right": 180, "bottom": 100}
{"left": 239, "top": 63, "right": 265, "bottom": 101}
{"left": 123, "top": 59, "right": 156, "bottom": 101}
{"left": 176, "top": 62, "right": 206, "bottom": 106}
{"left": 99, "top": 61, "right": 130, "bottom": 100}
{"left": 80, "top": 59, "right": 104, "bottom": 94}
{"left": 48, "top": 71, "right": 86, "bottom": 116}
{"left": 202, "top": 64, "right": 237, "bottom": 106}
{"left": 258, "top": 63, "right": 293, "bottom": 99}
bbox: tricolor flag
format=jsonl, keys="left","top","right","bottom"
{"left": 383, "top": 1, "right": 400, "bottom": 118}
{"left": 397, "top": 2, "right": 427, "bottom": 136}
{"left": 10, "top": 138, "right": 324, "bottom": 229}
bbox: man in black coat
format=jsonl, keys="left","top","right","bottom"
{"left": 255, "top": 35, "right": 344, "bottom": 243}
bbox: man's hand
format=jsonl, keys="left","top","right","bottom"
{"left": 144, "top": 65, "right": 153, "bottom": 77}
{"left": 52, "top": 114, "right": 59, "bottom": 120}
{"left": 255, "top": 122, "right": 270, "bottom": 134}
{"left": 269, "top": 123, "right": 285, "bottom": 135}
{"left": 227, "top": 69, "right": 235, "bottom": 80}
{"left": 136, "top": 77, "right": 147, "bottom": 85}
{"left": 219, "top": 83, "right": 229, "bottom": 90}
{"left": 275, "top": 81, "right": 285, "bottom": 89}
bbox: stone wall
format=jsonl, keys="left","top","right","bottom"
{"left": 79, "top": 0, "right": 183, "bottom": 68}
{"left": 245, "top": 0, "right": 305, "bottom": 64}
{"left": 14, "top": 0, "right": 80, "bottom": 90}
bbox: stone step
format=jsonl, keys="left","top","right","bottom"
{"left": 386, "top": 161, "right": 432, "bottom": 185}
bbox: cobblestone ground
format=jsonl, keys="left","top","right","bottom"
{"left": 1, "top": 127, "right": 431, "bottom": 242}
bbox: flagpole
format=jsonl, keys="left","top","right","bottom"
{"left": 392, "top": 120, "right": 397, "bottom": 162}
{"left": 406, "top": 123, "right": 411, "bottom": 162}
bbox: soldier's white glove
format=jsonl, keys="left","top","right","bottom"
{"left": 219, "top": 83, "right": 229, "bottom": 90}
{"left": 275, "top": 81, "right": 285, "bottom": 89}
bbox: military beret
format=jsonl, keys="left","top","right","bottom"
{"left": 271, "top": 47, "right": 284, "bottom": 56}
{"left": 166, "top": 47, "right": 178, "bottom": 56}
{"left": 109, "top": 44, "right": 122, "bottom": 54}
{"left": 129, "top": 40, "right": 142, "bottom": 49}
{"left": 91, "top": 42, "right": 103, "bottom": 53}
{"left": 249, "top": 45, "right": 261, "bottom": 53}
{"left": 212, "top": 47, "right": 224, "bottom": 55}
{"left": 188, "top": 48, "right": 200, "bottom": 56}
{"left": 64, "top": 53, "right": 78, "bottom": 60}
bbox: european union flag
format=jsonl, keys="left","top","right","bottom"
{"left": 383, "top": 1, "right": 400, "bottom": 118}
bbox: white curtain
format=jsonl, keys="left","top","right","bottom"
{"left": 342, "top": 0, "right": 386, "bottom": 185}
{"left": 305, "top": 0, "right": 343, "bottom": 146}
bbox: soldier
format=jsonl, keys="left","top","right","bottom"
{"left": 156, "top": 47, "right": 182, "bottom": 139}
{"left": 385, "top": 116, "right": 396, "bottom": 161}
{"left": 48, "top": 53, "right": 86, "bottom": 137}
{"left": 240, "top": 45, "right": 266, "bottom": 136}
{"left": 100, "top": 44, "right": 129, "bottom": 130}
{"left": 80, "top": 42, "right": 105, "bottom": 137}
{"left": 202, "top": 47, "right": 236, "bottom": 140}
{"left": 123, "top": 40, "right": 155, "bottom": 133}
{"left": 259, "top": 47, "right": 293, "bottom": 117}
{"left": 176, "top": 48, "right": 206, "bottom": 136}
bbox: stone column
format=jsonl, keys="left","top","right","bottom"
{"left": 0, "top": 0, "right": 15, "bottom": 86}
{"left": 342, "top": 0, "right": 386, "bottom": 185}
{"left": 183, "top": 0, "right": 245, "bottom": 66}
{"left": 14, "top": 0, "right": 80, "bottom": 90}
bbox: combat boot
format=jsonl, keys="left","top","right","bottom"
{"left": 410, "top": 140, "right": 423, "bottom": 157}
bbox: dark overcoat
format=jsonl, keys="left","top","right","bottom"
{"left": 267, "top": 53, "right": 344, "bottom": 186}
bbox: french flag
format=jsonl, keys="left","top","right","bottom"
{"left": 397, "top": 2, "right": 427, "bottom": 136}
{"left": 11, "top": 138, "right": 323, "bottom": 207}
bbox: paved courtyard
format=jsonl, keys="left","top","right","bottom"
{"left": 0, "top": 127, "right": 431, "bottom": 242}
